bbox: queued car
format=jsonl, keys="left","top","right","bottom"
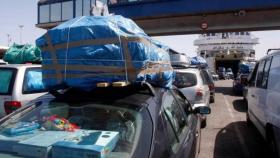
{"left": 0, "top": 83, "right": 210, "bottom": 158}
{"left": 246, "top": 50, "right": 280, "bottom": 157}
{"left": 202, "top": 69, "right": 215, "bottom": 103}
{"left": 226, "top": 68, "right": 234, "bottom": 79}
{"left": 173, "top": 65, "right": 211, "bottom": 128}
{"left": 232, "top": 73, "right": 249, "bottom": 95}
{"left": 217, "top": 67, "right": 227, "bottom": 80}
{"left": 0, "top": 64, "right": 47, "bottom": 117}
{"left": 210, "top": 71, "right": 219, "bottom": 81}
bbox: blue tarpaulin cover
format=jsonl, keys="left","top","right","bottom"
{"left": 239, "top": 62, "right": 255, "bottom": 74}
{"left": 190, "top": 56, "right": 207, "bottom": 66}
{"left": 36, "top": 15, "right": 173, "bottom": 91}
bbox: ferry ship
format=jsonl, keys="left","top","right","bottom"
{"left": 194, "top": 32, "right": 258, "bottom": 77}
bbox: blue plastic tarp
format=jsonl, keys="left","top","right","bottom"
{"left": 36, "top": 15, "right": 173, "bottom": 91}
{"left": 190, "top": 56, "right": 207, "bottom": 66}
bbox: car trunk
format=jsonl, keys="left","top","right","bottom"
{"left": 0, "top": 68, "right": 16, "bottom": 117}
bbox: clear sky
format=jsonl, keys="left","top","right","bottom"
{"left": 1, "top": 0, "right": 280, "bottom": 59}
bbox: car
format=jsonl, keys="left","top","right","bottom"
{"left": 232, "top": 73, "right": 249, "bottom": 95}
{"left": 226, "top": 68, "right": 234, "bottom": 79}
{"left": 0, "top": 64, "right": 47, "bottom": 117}
{"left": 246, "top": 50, "right": 280, "bottom": 157}
{"left": 173, "top": 65, "right": 211, "bottom": 128}
{"left": 0, "top": 83, "right": 210, "bottom": 158}
{"left": 202, "top": 69, "right": 215, "bottom": 103}
{"left": 217, "top": 67, "right": 227, "bottom": 79}
{"left": 210, "top": 71, "right": 219, "bottom": 81}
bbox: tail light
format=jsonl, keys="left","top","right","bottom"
{"left": 208, "top": 84, "right": 215, "bottom": 91}
{"left": 196, "top": 88, "right": 204, "bottom": 97}
{"left": 4, "top": 101, "right": 22, "bottom": 114}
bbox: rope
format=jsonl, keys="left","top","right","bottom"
{"left": 64, "top": 16, "right": 85, "bottom": 81}
{"left": 112, "top": 18, "right": 129, "bottom": 83}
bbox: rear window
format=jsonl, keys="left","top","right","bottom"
{"left": 22, "top": 68, "right": 47, "bottom": 94}
{"left": 0, "top": 68, "right": 16, "bottom": 95}
{"left": 174, "top": 72, "right": 197, "bottom": 88}
{"left": 0, "top": 99, "right": 151, "bottom": 158}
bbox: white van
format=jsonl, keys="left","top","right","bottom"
{"left": 246, "top": 50, "right": 280, "bottom": 157}
{"left": 0, "top": 64, "right": 47, "bottom": 117}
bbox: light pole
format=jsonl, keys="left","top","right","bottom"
{"left": 19, "top": 25, "right": 24, "bottom": 44}
{"left": 7, "top": 34, "right": 11, "bottom": 46}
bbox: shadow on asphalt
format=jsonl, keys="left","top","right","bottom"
{"left": 214, "top": 121, "right": 267, "bottom": 158}
{"left": 215, "top": 86, "right": 234, "bottom": 96}
{"left": 232, "top": 99, "right": 247, "bottom": 113}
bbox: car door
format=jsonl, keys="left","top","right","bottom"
{"left": 172, "top": 89, "right": 200, "bottom": 158}
{"left": 254, "top": 57, "right": 272, "bottom": 127}
{"left": 161, "top": 90, "right": 197, "bottom": 158}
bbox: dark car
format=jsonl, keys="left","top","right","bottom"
{"left": 217, "top": 67, "right": 227, "bottom": 80}
{"left": 0, "top": 83, "right": 210, "bottom": 158}
{"left": 232, "top": 73, "right": 249, "bottom": 95}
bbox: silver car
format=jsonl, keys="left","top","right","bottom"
{"left": 174, "top": 67, "right": 211, "bottom": 127}
{"left": 0, "top": 64, "right": 47, "bottom": 117}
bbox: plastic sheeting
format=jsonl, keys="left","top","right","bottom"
{"left": 3, "top": 44, "right": 42, "bottom": 64}
{"left": 36, "top": 15, "right": 173, "bottom": 91}
{"left": 190, "top": 56, "right": 207, "bottom": 67}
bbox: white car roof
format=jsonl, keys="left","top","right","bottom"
{"left": 174, "top": 68, "right": 200, "bottom": 74}
{"left": 0, "top": 64, "right": 41, "bottom": 69}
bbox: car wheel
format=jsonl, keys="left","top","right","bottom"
{"left": 246, "top": 112, "right": 253, "bottom": 126}
{"left": 210, "top": 96, "right": 215, "bottom": 103}
{"left": 201, "top": 118, "right": 207, "bottom": 128}
{"left": 267, "top": 128, "right": 279, "bottom": 158}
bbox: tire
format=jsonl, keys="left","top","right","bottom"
{"left": 201, "top": 117, "right": 207, "bottom": 128}
{"left": 267, "top": 127, "right": 279, "bottom": 158}
{"left": 210, "top": 96, "right": 215, "bottom": 103}
{"left": 246, "top": 112, "right": 253, "bottom": 126}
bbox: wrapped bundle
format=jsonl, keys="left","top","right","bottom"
{"left": 36, "top": 15, "right": 173, "bottom": 91}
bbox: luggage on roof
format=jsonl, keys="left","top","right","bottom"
{"left": 190, "top": 56, "right": 207, "bottom": 67}
{"left": 36, "top": 15, "right": 174, "bottom": 91}
{"left": 3, "top": 44, "right": 42, "bottom": 64}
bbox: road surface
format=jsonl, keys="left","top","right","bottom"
{"left": 198, "top": 80, "right": 267, "bottom": 158}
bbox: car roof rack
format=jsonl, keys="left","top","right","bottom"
{"left": 49, "top": 81, "right": 156, "bottom": 100}
{"left": 172, "top": 64, "right": 207, "bottom": 69}
{"left": 267, "top": 48, "right": 280, "bottom": 55}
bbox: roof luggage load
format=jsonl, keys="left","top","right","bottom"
{"left": 3, "top": 44, "right": 42, "bottom": 64}
{"left": 36, "top": 15, "right": 174, "bottom": 91}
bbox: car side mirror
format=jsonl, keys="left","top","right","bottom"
{"left": 193, "top": 106, "right": 211, "bottom": 115}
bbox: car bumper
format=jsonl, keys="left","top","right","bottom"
{"left": 193, "top": 103, "right": 209, "bottom": 109}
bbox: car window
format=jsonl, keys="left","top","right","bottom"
{"left": 248, "top": 62, "right": 259, "bottom": 87}
{"left": 174, "top": 72, "right": 197, "bottom": 88}
{"left": 261, "top": 57, "right": 272, "bottom": 88}
{"left": 268, "top": 55, "right": 280, "bottom": 91}
{"left": 201, "top": 70, "right": 213, "bottom": 84}
{"left": 0, "top": 68, "right": 16, "bottom": 95}
{"left": 0, "top": 99, "right": 149, "bottom": 158}
{"left": 256, "top": 60, "right": 266, "bottom": 88}
{"left": 22, "top": 68, "right": 47, "bottom": 94}
{"left": 162, "top": 91, "right": 188, "bottom": 152}
{"left": 200, "top": 71, "right": 207, "bottom": 85}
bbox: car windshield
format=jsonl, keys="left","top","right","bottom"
{"left": 0, "top": 68, "right": 16, "bottom": 95}
{"left": 174, "top": 72, "right": 197, "bottom": 88}
{"left": 0, "top": 99, "right": 147, "bottom": 158}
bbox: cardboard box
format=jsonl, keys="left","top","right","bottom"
{"left": 13, "top": 131, "right": 74, "bottom": 158}
{"left": 52, "top": 130, "right": 119, "bottom": 158}
{"left": 0, "top": 130, "right": 42, "bottom": 153}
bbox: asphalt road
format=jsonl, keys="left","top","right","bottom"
{"left": 198, "top": 80, "right": 267, "bottom": 158}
